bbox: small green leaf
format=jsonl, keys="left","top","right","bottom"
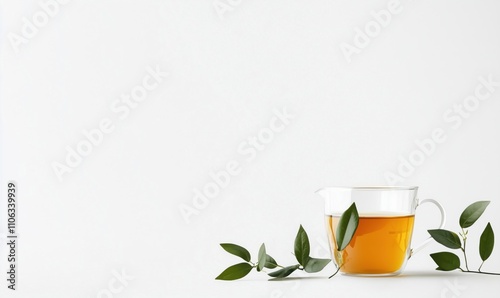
{"left": 336, "top": 203, "right": 359, "bottom": 251}
{"left": 220, "top": 243, "right": 251, "bottom": 262}
{"left": 479, "top": 222, "right": 494, "bottom": 262}
{"left": 294, "top": 225, "right": 310, "bottom": 266}
{"left": 430, "top": 252, "right": 461, "bottom": 271}
{"left": 459, "top": 201, "right": 490, "bottom": 228}
{"left": 304, "top": 258, "right": 331, "bottom": 273}
{"left": 268, "top": 265, "right": 300, "bottom": 278}
{"left": 215, "top": 263, "right": 253, "bottom": 280}
{"left": 428, "top": 229, "right": 462, "bottom": 249}
{"left": 264, "top": 254, "right": 278, "bottom": 269}
{"left": 257, "top": 243, "right": 266, "bottom": 271}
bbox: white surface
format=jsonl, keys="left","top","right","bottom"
{"left": 1, "top": 0, "right": 500, "bottom": 297}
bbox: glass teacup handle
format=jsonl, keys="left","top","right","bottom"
{"left": 409, "top": 199, "right": 446, "bottom": 258}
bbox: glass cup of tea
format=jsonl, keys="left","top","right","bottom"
{"left": 316, "top": 186, "right": 446, "bottom": 276}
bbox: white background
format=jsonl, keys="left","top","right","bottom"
{"left": 1, "top": 0, "right": 500, "bottom": 297}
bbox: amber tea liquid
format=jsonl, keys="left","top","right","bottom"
{"left": 325, "top": 214, "right": 415, "bottom": 274}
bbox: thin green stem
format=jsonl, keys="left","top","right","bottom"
{"left": 462, "top": 270, "right": 500, "bottom": 276}
{"left": 329, "top": 266, "right": 341, "bottom": 279}
{"left": 478, "top": 261, "right": 484, "bottom": 272}
{"left": 461, "top": 248, "right": 470, "bottom": 271}
{"left": 461, "top": 228, "right": 470, "bottom": 271}
{"left": 454, "top": 267, "right": 499, "bottom": 275}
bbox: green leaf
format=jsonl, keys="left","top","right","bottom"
{"left": 336, "top": 203, "right": 359, "bottom": 251}
{"left": 264, "top": 254, "right": 278, "bottom": 269}
{"left": 479, "top": 222, "right": 495, "bottom": 262}
{"left": 304, "top": 258, "right": 331, "bottom": 273}
{"left": 430, "top": 252, "right": 461, "bottom": 271}
{"left": 294, "top": 225, "right": 310, "bottom": 266}
{"left": 257, "top": 243, "right": 266, "bottom": 272}
{"left": 428, "top": 229, "right": 462, "bottom": 249}
{"left": 268, "top": 265, "right": 300, "bottom": 278}
{"left": 459, "top": 201, "right": 490, "bottom": 228}
{"left": 215, "top": 263, "right": 253, "bottom": 280}
{"left": 220, "top": 243, "right": 251, "bottom": 262}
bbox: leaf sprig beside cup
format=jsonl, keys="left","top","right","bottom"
{"left": 216, "top": 203, "right": 360, "bottom": 280}
{"left": 217, "top": 200, "right": 500, "bottom": 280}
{"left": 428, "top": 201, "right": 500, "bottom": 275}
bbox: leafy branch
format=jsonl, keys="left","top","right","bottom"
{"left": 216, "top": 203, "right": 359, "bottom": 280}
{"left": 429, "top": 201, "right": 500, "bottom": 275}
